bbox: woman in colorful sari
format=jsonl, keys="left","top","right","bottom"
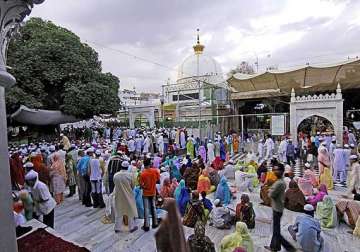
{"left": 215, "top": 176, "right": 231, "bottom": 206}
{"left": 245, "top": 165, "right": 259, "bottom": 188}
{"left": 284, "top": 180, "right": 306, "bottom": 212}
{"left": 308, "top": 184, "right": 328, "bottom": 207}
{"left": 178, "top": 187, "right": 191, "bottom": 216}
{"left": 170, "top": 160, "right": 182, "bottom": 182}
{"left": 186, "top": 138, "right": 195, "bottom": 159}
{"left": 319, "top": 166, "right": 334, "bottom": 190}
{"left": 197, "top": 170, "right": 213, "bottom": 194}
{"left": 187, "top": 220, "right": 216, "bottom": 252}
{"left": 220, "top": 221, "right": 254, "bottom": 252}
{"left": 260, "top": 170, "right": 277, "bottom": 206}
{"left": 298, "top": 167, "right": 315, "bottom": 196}
{"left": 336, "top": 199, "right": 360, "bottom": 228}
{"left": 315, "top": 195, "right": 337, "bottom": 228}
{"left": 170, "top": 178, "right": 178, "bottom": 196}
{"left": 318, "top": 145, "right": 331, "bottom": 175}
{"left": 49, "top": 153, "right": 67, "bottom": 204}
{"left": 183, "top": 163, "right": 200, "bottom": 190}
{"left": 226, "top": 134, "right": 233, "bottom": 156}
{"left": 198, "top": 145, "right": 207, "bottom": 163}
{"left": 235, "top": 194, "right": 255, "bottom": 229}
{"left": 174, "top": 179, "right": 185, "bottom": 203}
{"left": 220, "top": 140, "right": 226, "bottom": 161}
{"left": 233, "top": 133, "right": 239, "bottom": 154}
{"left": 160, "top": 178, "right": 173, "bottom": 198}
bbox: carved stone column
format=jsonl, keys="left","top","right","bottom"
{"left": 0, "top": 1, "right": 45, "bottom": 251}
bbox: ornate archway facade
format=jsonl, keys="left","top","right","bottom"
{"left": 290, "top": 84, "right": 343, "bottom": 145}
{"left": 128, "top": 105, "right": 155, "bottom": 129}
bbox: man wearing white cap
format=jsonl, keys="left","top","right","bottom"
{"left": 333, "top": 144, "right": 347, "bottom": 183}
{"left": 207, "top": 140, "right": 215, "bottom": 164}
{"left": 288, "top": 204, "right": 323, "bottom": 252}
{"left": 113, "top": 160, "right": 138, "bottom": 233}
{"left": 344, "top": 144, "right": 352, "bottom": 182}
{"left": 278, "top": 137, "right": 287, "bottom": 164}
{"left": 329, "top": 136, "right": 337, "bottom": 172}
{"left": 264, "top": 134, "right": 274, "bottom": 160}
{"left": 348, "top": 129, "right": 357, "bottom": 147}
{"left": 89, "top": 149, "right": 105, "bottom": 208}
{"left": 347, "top": 155, "right": 360, "bottom": 197}
{"left": 127, "top": 136, "right": 136, "bottom": 158}
{"left": 25, "top": 170, "right": 56, "bottom": 228}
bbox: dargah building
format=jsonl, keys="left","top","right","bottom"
{"left": 227, "top": 58, "right": 360, "bottom": 144}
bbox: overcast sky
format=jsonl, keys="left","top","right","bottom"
{"left": 31, "top": 0, "right": 360, "bottom": 93}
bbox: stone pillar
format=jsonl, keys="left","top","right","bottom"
{"left": 0, "top": 1, "right": 45, "bottom": 251}
{"left": 289, "top": 88, "right": 298, "bottom": 145}
{"left": 335, "top": 83, "right": 344, "bottom": 145}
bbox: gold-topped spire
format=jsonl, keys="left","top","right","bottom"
{"left": 193, "top": 28, "right": 205, "bottom": 55}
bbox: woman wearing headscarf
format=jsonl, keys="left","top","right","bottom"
{"left": 187, "top": 221, "right": 215, "bottom": 252}
{"left": 174, "top": 179, "right": 186, "bottom": 203}
{"left": 215, "top": 176, "right": 231, "bottom": 206}
{"left": 9, "top": 151, "right": 25, "bottom": 189}
{"left": 31, "top": 154, "right": 50, "bottom": 186}
{"left": 49, "top": 153, "right": 67, "bottom": 204}
{"left": 198, "top": 145, "right": 207, "bottom": 163}
{"left": 183, "top": 163, "right": 200, "bottom": 190}
{"left": 318, "top": 145, "right": 331, "bottom": 175}
{"left": 197, "top": 170, "right": 212, "bottom": 194}
{"left": 236, "top": 194, "right": 255, "bottom": 229}
{"left": 233, "top": 133, "right": 239, "bottom": 154}
{"left": 308, "top": 184, "right": 328, "bottom": 207}
{"left": 155, "top": 198, "right": 189, "bottom": 252}
{"left": 246, "top": 165, "right": 259, "bottom": 188}
{"left": 260, "top": 171, "right": 278, "bottom": 206}
{"left": 170, "top": 178, "right": 179, "bottom": 196}
{"left": 319, "top": 165, "right": 334, "bottom": 190}
{"left": 160, "top": 178, "right": 173, "bottom": 198}
{"left": 183, "top": 191, "right": 206, "bottom": 228}
{"left": 336, "top": 199, "right": 360, "bottom": 228}
{"left": 178, "top": 187, "right": 191, "bottom": 216}
{"left": 186, "top": 138, "right": 195, "bottom": 159}
{"left": 65, "top": 153, "right": 77, "bottom": 197}
{"left": 220, "top": 140, "right": 226, "bottom": 161}
{"left": 170, "top": 158, "right": 182, "bottom": 182}
{"left": 284, "top": 180, "right": 306, "bottom": 212}
{"left": 298, "top": 166, "right": 315, "bottom": 196}
{"left": 220, "top": 221, "right": 254, "bottom": 252}
{"left": 315, "top": 195, "right": 337, "bottom": 228}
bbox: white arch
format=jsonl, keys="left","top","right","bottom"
{"left": 290, "top": 84, "right": 343, "bottom": 145}
{"left": 128, "top": 105, "right": 155, "bottom": 129}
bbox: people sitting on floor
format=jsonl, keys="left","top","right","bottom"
{"left": 307, "top": 184, "right": 328, "bottom": 207}
{"left": 235, "top": 194, "right": 255, "bottom": 229}
{"left": 174, "top": 179, "right": 185, "bottom": 202}
{"left": 284, "top": 164, "right": 294, "bottom": 189}
{"left": 209, "top": 199, "right": 234, "bottom": 229}
{"left": 219, "top": 159, "right": 235, "bottom": 179}
{"left": 183, "top": 163, "right": 201, "bottom": 190}
{"left": 208, "top": 166, "right": 221, "bottom": 187}
{"left": 220, "top": 221, "right": 254, "bottom": 252}
{"left": 260, "top": 168, "right": 278, "bottom": 206}
{"left": 197, "top": 170, "right": 215, "bottom": 194}
{"left": 284, "top": 179, "right": 306, "bottom": 212}
{"left": 183, "top": 191, "right": 206, "bottom": 228}
{"left": 336, "top": 199, "right": 360, "bottom": 229}
{"left": 256, "top": 160, "right": 268, "bottom": 181}
{"left": 315, "top": 195, "right": 337, "bottom": 228}
{"left": 319, "top": 166, "right": 333, "bottom": 191}
{"left": 288, "top": 204, "right": 324, "bottom": 252}
{"left": 187, "top": 220, "right": 216, "bottom": 252}
{"left": 160, "top": 178, "right": 173, "bottom": 198}
{"left": 177, "top": 186, "right": 191, "bottom": 217}
{"left": 245, "top": 165, "right": 259, "bottom": 188}
{"left": 215, "top": 176, "right": 231, "bottom": 206}
{"left": 298, "top": 164, "right": 315, "bottom": 196}
{"left": 201, "top": 191, "right": 213, "bottom": 214}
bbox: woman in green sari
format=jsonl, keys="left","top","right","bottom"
{"left": 315, "top": 195, "right": 337, "bottom": 228}
{"left": 220, "top": 221, "right": 254, "bottom": 252}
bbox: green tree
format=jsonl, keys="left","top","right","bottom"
{"left": 6, "top": 17, "right": 120, "bottom": 118}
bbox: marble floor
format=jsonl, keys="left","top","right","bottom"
{"left": 22, "top": 181, "right": 358, "bottom": 252}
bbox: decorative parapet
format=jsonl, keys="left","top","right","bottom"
{"left": 290, "top": 83, "right": 342, "bottom": 103}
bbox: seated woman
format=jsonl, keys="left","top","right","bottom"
{"left": 256, "top": 161, "right": 268, "bottom": 181}
{"left": 174, "top": 179, "right": 185, "bottom": 203}
{"left": 215, "top": 176, "right": 231, "bottom": 206}
{"left": 170, "top": 178, "right": 178, "bottom": 196}
{"left": 315, "top": 195, "right": 337, "bottom": 228}
{"left": 160, "top": 178, "right": 173, "bottom": 198}
{"left": 308, "top": 184, "right": 328, "bottom": 207}
{"left": 336, "top": 199, "right": 360, "bottom": 228}
{"left": 187, "top": 220, "right": 216, "bottom": 252}
{"left": 208, "top": 166, "right": 221, "bottom": 187}
{"left": 219, "top": 159, "right": 235, "bottom": 179}
{"left": 197, "top": 170, "right": 215, "bottom": 194}
{"left": 220, "top": 221, "right": 254, "bottom": 252}
{"left": 298, "top": 166, "right": 315, "bottom": 196}
{"left": 284, "top": 165, "right": 294, "bottom": 190}
{"left": 177, "top": 187, "right": 191, "bottom": 217}
{"left": 235, "top": 194, "right": 255, "bottom": 229}
{"left": 209, "top": 199, "right": 233, "bottom": 229}
{"left": 284, "top": 180, "right": 306, "bottom": 212}
{"left": 183, "top": 191, "right": 206, "bottom": 228}
{"left": 260, "top": 171, "right": 278, "bottom": 206}
{"left": 212, "top": 156, "right": 224, "bottom": 170}
{"left": 304, "top": 163, "right": 319, "bottom": 187}
{"left": 183, "top": 163, "right": 200, "bottom": 191}
{"left": 201, "top": 191, "right": 213, "bottom": 214}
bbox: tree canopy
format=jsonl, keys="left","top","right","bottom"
{"left": 6, "top": 17, "right": 120, "bottom": 118}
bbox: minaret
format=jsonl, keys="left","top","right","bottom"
{"left": 193, "top": 28, "right": 205, "bottom": 55}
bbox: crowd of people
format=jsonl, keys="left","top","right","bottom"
{"left": 8, "top": 126, "right": 360, "bottom": 251}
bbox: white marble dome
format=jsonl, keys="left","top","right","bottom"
{"left": 177, "top": 53, "right": 223, "bottom": 81}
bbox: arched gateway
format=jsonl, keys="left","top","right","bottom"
{"left": 128, "top": 105, "right": 156, "bottom": 129}
{"left": 290, "top": 84, "right": 343, "bottom": 145}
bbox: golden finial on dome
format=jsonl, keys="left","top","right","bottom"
{"left": 193, "top": 28, "right": 205, "bottom": 55}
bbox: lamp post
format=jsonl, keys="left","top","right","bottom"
{"left": 160, "top": 95, "right": 164, "bottom": 128}
{"left": 0, "top": 1, "right": 46, "bottom": 251}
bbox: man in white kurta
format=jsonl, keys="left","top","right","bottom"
{"left": 347, "top": 155, "right": 360, "bottom": 197}
{"left": 278, "top": 137, "right": 288, "bottom": 163}
{"left": 264, "top": 135, "right": 274, "bottom": 160}
{"left": 207, "top": 140, "right": 215, "bottom": 164}
{"left": 180, "top": 131, "right": 186, "bottom": 149}
{"left": 157, "top": 134, "right": 164, "bottom": 156}
{"left": 258, "top": 139, "right": 265, "bottom": 161}
{"left": 143, "top": 135, "right": 151, "bottom": 154}
{"left": 113, "top": 163, "right": 138, "bottom": 233}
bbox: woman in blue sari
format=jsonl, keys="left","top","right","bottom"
{"left": 215, "top": 176, "right": 231, "bottom": 206}
{"left": 178, "top": 187, "right": 191, "bottom": 216}
{"left": 174, "top": 179, "right": 186, "bottom": 202}
{"left": 220, "top": 140, "right": 226, "bottom": 161}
